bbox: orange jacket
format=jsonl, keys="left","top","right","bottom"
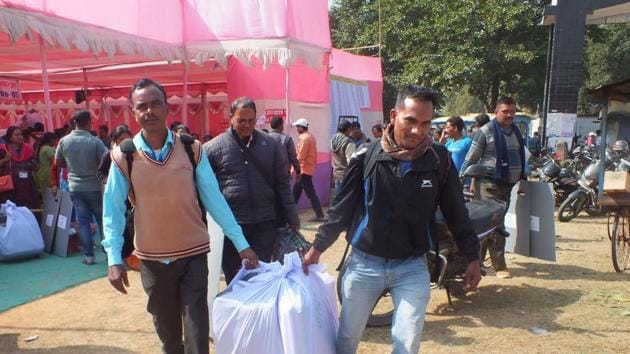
{"left": 296, "top": 131, "right": 317, "bottom": 176}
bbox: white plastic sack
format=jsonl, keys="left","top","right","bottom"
{"left": 212, "top": 252, "right": 338, "bottom": 354}
{"left": 0, "top": 201, "right": 45, "bottom": 261}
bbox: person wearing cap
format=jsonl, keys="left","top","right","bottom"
{"left": 586, "top": 132, "right": 597, "bottom": 147}
{"left": 330, "top": 120, "right": 356, "bottom": 193}
{"left": 292, "top": 118, "right": 325, "bottom": 222}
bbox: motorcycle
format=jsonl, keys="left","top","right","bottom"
{"left": 557, "top": 159, "right": 606, "bottom": 222}
{"left": 537, "top": 159, "right": 579, "bottom": 206}
{"left": 335, "top": 165, "right": 505, "bottom": 327}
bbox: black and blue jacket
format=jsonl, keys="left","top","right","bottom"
{"left": 313, "top": 140, "right": 480, "bottom": 262}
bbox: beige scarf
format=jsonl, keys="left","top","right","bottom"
{"left": 380, "top": 123, "right": 434, "bottom": 161}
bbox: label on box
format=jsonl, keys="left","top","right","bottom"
{"left": 46, "top": 214, "right": 54, "bottom": 227}
{"left": 57, "top": 215, "right": 67, "bottom": 229}
{"left": 530, "top": 216, "right": 540, "bottom": 232}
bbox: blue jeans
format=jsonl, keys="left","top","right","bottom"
{"left": 337, "top": 250, "right": 431, "bottom": 354}
{"left": 69, "top": 191, "right": 103, "bottom": 257}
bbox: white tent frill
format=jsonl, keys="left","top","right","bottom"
{"left": 186, "top": 38, "right": 329, "bottom": 70}
{"left": 0, "top": 6, "right": 184, "bottom": 61}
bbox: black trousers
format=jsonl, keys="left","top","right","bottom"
{"left": 140, "top": 253, "right": 209, "bottom": 354}
{"left": 222, "top": 220, "right": 277, "bottom": 284}
{"left": 292, "top": 174, "right": 324, "bottom": 217}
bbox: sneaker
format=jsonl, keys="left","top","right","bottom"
{"left": 82, "top": 256, "right": 95, "bottom": 265}
{"left": 307, "top": 216, "right": 325, "bottom": 223}
{"left": 496, "top": 270, "right": 512, "bottom": 279}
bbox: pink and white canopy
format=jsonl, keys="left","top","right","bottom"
{"left": 0, "top": 0, "right": 331, "bottom": 71}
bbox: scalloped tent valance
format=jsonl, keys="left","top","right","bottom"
{"left": 0, "top": 0, "right": 331, "bottom": 69}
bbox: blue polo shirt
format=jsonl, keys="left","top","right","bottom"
{"left": 445, "top": 136, "right": 472, "bottom": 173}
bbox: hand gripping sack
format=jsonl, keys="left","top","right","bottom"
{"left": 0, "top": 201, "right": 45, "bottom": 261}
{"left": 212, "top": 252, "right": 338, "bottom": 354}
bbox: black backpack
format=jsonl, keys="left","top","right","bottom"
{"left": 118, "top": 133, "right": 201, "bottom": 259}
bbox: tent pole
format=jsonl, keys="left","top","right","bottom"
{"left": 201, "top": 87, "right": 207, "bottom": 138}
{"left": 597, "top": 97, "right": 608, "bottom": 195}
{"left": 182, "top": 58, "right": 189, "bottom": 126}
{"left": 82, "top": 68, "right": 89, "bottom": 111}
{"left": 38, "top": 35, "right": 54, "bottom": 131}
{"left": 285, "top": 66, "right": 290, "bottom": 126}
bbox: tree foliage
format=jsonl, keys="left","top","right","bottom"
{"left": 330, "top": 0, "right": 547, "bottom": 114}
{"left": 443, "top": 87, "right": 486, "bottom": 117}
{"left": 578, "top": 24, "right": 630, "bottom": 116}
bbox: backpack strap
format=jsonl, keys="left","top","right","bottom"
{"left": 179, "top": 133, "right": 207, "bottom": 225}
{"left": 118, "top": 138, "right": 137, "bottom": 197}
{"left": 179, "top": 133, "right": 199, "bottom": 174}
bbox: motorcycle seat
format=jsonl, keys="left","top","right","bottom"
{"left": 433, "top": 199, "right": 505, "bottom": 242}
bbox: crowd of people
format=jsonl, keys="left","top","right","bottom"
{"left": 0, "top": 76, "right": 535, "bottom": 354}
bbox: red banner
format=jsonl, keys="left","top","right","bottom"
{"left": 265, "top": 109, "right": 286, "bottom": 123}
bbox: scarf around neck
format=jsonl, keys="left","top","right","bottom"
{"left": 491, "top": 118, "right": 525, "bottom": 183}
{"left": 380, "top": 123, "right": 433, "bottom": 161}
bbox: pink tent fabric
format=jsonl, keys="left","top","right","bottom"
{"left": 227, "top": 57, "right": 329, "bottom": 103}
{"left": 331, "top": 49, "right": 383, "bottom": 111}
{"left": 3, "top": 0, "right": 330, "bottom": 47}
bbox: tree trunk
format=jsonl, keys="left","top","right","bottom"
{"left": 490, "top": 76, "right": 500, "bottom": 112}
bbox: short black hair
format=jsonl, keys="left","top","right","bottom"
{"left": 170, "top": 121, "right": 182, "bottom": 131}
{"left": 99, "top": 124, "right": 108, "bottom": 133}
{"left": 270, "top": 116, "right": 284, "bottom": 129}
{"left": 474, "top": 113, "right": 490, "bottom": 127}
{"left": 72, "top": 110, "right": 92, "bottom": 128}
{"left": 111, "top": 124, "right": 132, "bottom": 142}
{"left": 338, "top": 120, "right": 353, "bottom": 133}
{"left": 33, "top": 122, "right": 45, "bottom": 132}
{"left": 496, "top": 96, "right": 516, "bottom": 108}
{"left": 175, "top": 124, "right": 190, "bottom": 134}
{"left": 129, "top": 78, "right": 167, "bottom": 104}
{"left": 395, "top": 84, "right": 439, "bottom": 109}
{"left": 372, "top": 124, "right": 383, "bottom": 132}
{"left": 446, "top": 116, "right": 464, "bottom": 132}
{"left": 229, "top": 97, "right": 256, "bottom": 117}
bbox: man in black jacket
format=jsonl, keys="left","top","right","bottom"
{"left": 203, "top": 97, "right": 300, "bottom": 283}
{"left": 302, "top": 85, "right": 481, "bottom": 354}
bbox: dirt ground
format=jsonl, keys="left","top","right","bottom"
{"left": 1, "top": 211, "right": 629, "bottom": 354}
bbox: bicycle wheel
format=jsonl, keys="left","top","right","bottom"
{"left": 611, "top": 212, "right": 630, "bottom": 273}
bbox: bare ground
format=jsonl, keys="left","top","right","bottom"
{"left": 1, "top": 212, "right": 629, "bottom": 354}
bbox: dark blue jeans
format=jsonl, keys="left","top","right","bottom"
{"left": 69, "top": 191, "right": 103, "bottom": 257}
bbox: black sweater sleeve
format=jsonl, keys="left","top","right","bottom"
{"left": 312, "top": 151, "right": 366, "bottom": 252}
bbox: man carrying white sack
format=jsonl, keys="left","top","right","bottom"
{"left": 302, "top": 84, "right": 481, "bottom": 354}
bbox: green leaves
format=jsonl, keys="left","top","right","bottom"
{"left": 331, "top": 0, "right": 547, "bottom": 113}
{"left": 579, "top": 24, "right": 630, "bottom": 116}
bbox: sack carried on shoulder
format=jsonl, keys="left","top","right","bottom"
{"left": 0, "top": 174, "right": 14, "bottom": 192}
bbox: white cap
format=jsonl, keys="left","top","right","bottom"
{"left": 292, "top": 118, "right": 309, "bottom": 128}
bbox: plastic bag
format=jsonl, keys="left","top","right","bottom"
{"left": 212, "top": 252, "right": 337, "bottom": 354}
{"left": 0, "top": 201, "right": 45, "bottom": 261}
